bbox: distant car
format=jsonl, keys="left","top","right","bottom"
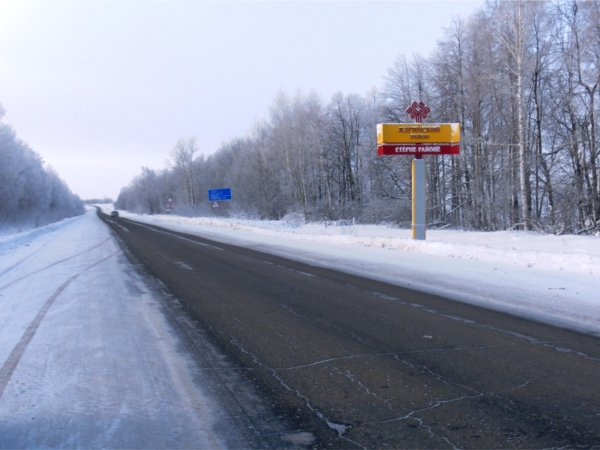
{"left": 110, "top": 210, "right": 119, "bottom": 217}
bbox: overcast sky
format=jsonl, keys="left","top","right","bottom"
{"left": 0, "top": 0, "right": 483, "bottom": 201}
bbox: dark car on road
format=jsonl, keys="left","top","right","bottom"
{"left": 110, "top": 210, "right": 119, "bottom": 217}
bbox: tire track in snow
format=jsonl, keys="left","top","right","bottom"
{"left": 0, "top": 234, "right": 59, "bottom": 278}
{"left": 0, "top": 250, "right": 119, "bottom": 399}
{"left": 0, "top": 238, "right": 112, "bottom": 292}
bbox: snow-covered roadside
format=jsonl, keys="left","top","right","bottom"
{"left": 0, "top": 210, "right": 227, "bottom": 448}
{"left": 102, "top": 205, "right": 600, "bottom": 336}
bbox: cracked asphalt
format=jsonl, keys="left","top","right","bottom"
{"left": 102, "top": 213, "right": 600, "bottom": 449}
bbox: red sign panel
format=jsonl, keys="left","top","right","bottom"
{"left": 377, "top": 144, "right": 460, "bottom": 156}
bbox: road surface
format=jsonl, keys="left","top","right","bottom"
{"left": 102, "top": 212, "right": 600, "bottom": 449}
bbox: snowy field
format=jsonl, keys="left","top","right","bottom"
{"left": 99, "top": 205, "right": 600, "bottom": 337}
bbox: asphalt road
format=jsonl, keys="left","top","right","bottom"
{"left": 101, "top": 212, "right": 600, "bottom": 449}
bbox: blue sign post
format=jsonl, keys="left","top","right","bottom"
{"left": 208, "top": 188, "right": 232, "bottom": 201}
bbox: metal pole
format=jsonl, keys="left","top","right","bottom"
{"left": 412, "top": 158, "right": 426, "bottom": 240}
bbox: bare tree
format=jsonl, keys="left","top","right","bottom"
{"left": 167, "top": 136, "right": 199, "bottom": 207}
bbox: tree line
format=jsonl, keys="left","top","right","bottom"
{"left": 117, "top": 0, "right": 600, "bottom": 234}
{"left": 0, "top": 104, "right": 84, "bottom": 232}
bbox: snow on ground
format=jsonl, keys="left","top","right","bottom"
{"left": 100, "top": 205, "right": 600, "bottom": 337}
{"left": 0, "top": 210, "right": 228, "bottom": 448}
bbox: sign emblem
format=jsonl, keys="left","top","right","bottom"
{"left": 405, "top": 101, "right": 430, "bottom": 124}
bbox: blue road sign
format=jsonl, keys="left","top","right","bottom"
{"left": 208, "top": 188, "right": 232, "bottom": 201}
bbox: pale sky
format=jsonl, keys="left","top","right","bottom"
{"left": 0, "top": 0, "right": 483, "bottom": 201}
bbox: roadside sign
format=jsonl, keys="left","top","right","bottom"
{"left": 212, "top": 202, "right": 219, "bottom": 208}
{"left": 376, "top": 101, "right": 461, "bottom": 242}
{"left": 208, "top": 188, "right": 232, "bottom": 201}
{"left": 166, "top": 199, "right": 174, "bottom": 213}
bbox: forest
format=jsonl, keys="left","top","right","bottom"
{"left": 117, "top": 0, "right": 600, "bottom": 234}
{"left": 0, "top": 105, "right": 84, "bottom": 232}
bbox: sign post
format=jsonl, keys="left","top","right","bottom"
{"left": 377, "top": 102, "right": 460, "bottom": 240}
{"left": 412, "top": 159, "right": 426, "bottom": 240}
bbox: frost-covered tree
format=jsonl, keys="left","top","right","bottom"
{"left": 0, "top": 103, "right": 84, "bottom": 232}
